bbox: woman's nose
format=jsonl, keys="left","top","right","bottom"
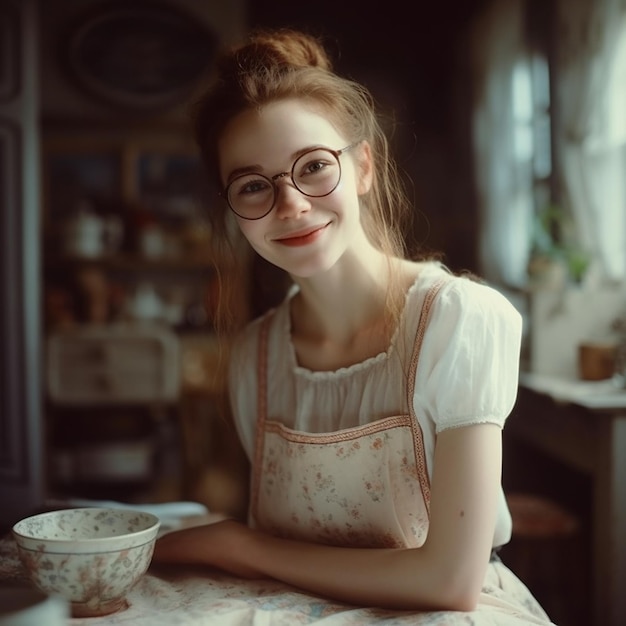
{"left": 274, "top": 180, "right": 311, "bottom": 218}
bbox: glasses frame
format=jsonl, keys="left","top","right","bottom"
{"left": 222, "top": 142, "right": 360, "bottom": 220}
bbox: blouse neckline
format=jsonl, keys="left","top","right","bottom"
{"left": 280, "top": 261, "right": 446, "bottom": 379}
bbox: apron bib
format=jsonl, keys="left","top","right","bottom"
{"left": 250, "top": 279, "right": 447, "bottom": 549}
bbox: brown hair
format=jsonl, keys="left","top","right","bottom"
{"left": 192, "top": 28, "right": 415, "bottom": 329}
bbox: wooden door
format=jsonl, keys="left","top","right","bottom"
{"left": 0, "top": 0, "right": 44, "bottom": 530}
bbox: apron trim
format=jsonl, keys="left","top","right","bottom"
{"left": 263, "top": 414, "right": 413, "bottom": 443}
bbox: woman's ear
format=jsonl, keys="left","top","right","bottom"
{"left": 356, "top": 141, "right": 373, "bottom": 195}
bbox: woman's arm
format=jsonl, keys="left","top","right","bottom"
{"left": 153, "top": 422, "right": 502, "bottom": 611}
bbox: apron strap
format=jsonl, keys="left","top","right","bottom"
{"left": 406, "top": 276, "right": 451, "bottom": 513}
{"left": 250, "top": 311, "right": 274, "bottom": 520}
{"left": 257, "top": 313, "right": 273, "bottom": 428}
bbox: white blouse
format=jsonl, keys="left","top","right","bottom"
{"left": 228, "top": 261, "right": 523, "bottom": 546}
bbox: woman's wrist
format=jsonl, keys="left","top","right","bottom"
{"left": 240, "top": 525, "right": 271, "bottom": 577}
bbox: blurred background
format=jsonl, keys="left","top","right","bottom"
{"left": 2, "top": 1, "right": 626, "bottom": 624}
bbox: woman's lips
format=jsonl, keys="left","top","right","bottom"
{"left": 274, "top": 223, "right": 329, "bottom": 247}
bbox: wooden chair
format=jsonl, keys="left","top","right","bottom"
{"left": 501, "top": 492, "right": 588, "bottom": 626}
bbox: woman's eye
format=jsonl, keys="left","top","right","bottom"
{"left": 300, "top": 159, "right": 328, "bottom": 176}
{"left": 309, "top": 161, "right": 326, "bottom": 173}
{"left": 238, "top": 178, "right": 270, "bottom": 195}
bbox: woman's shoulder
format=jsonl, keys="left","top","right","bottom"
{"left": 407, "top": 261, "right": 521, "bottom": 326}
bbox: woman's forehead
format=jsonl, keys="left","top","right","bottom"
{"left": 218, "top": 100, "right": 347, "bottom": 176}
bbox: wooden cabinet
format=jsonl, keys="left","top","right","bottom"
{"left": 47, "top": 325, "right": 181, "bottom": 405}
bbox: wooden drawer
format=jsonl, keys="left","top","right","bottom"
{"left": 47, "top": 325, "right": 180, "bottom": 405}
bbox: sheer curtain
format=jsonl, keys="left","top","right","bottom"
{"left": 472, "top": 0, "right": 626, "bottom": 286}
{"left": 470, "top": 0, "right": 533, "bottom": 288}
{"left": 555, "top": 0, "right": 626, "bottom": 282}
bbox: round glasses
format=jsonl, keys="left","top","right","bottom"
{"left": 223, "top": 143, "right": 359, "bottom": 220}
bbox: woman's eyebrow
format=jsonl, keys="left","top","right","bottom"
{"left": 226, "top": 164, "right": 264, "bottom": 182}
{"left": 226, "top": 145, "right": 328, "bottom": 182}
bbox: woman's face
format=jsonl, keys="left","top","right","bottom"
{"left": 218, "top": 99, "right": 372, "bottom": 278}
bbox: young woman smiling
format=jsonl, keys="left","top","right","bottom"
{"left": 153, "top": 28, "right": 554, "bottom": 625}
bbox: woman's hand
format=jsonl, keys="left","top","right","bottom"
{"left": 153, "top": 519, "right": 264, "bottom": 579}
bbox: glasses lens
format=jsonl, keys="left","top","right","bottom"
{"left": 293, "top": 149, "right": 341, "bottom": 197}
{"left": 227, "top": 174, "right": 274, "bottom": 219}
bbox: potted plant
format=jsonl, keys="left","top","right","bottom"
{"left": 528, "top": 203, "right": 590, "bottom": 286}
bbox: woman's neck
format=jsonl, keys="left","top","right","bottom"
{"left": 292, "top": 250, "right": 388, "bottom": 337}
{"left": 288, "top": 251, "right": 420, "bottom": 371}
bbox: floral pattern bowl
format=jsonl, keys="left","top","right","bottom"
{"left": 12, "top": 507, "right": 160, "bottom": 617}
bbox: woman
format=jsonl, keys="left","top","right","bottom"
{"left": 154, "top": 28, "right": 554, "bottom": 624}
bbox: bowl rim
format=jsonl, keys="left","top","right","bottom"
{"left": 12, "top": 507, "right": 161, "bottom": 545}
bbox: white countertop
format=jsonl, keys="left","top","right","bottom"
{"left": 519, "top": 371, "right": 626, "bottom": 410}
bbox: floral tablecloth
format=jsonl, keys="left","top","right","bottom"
{"left": 0, "top": 531, "right": 554, "bottom": 626}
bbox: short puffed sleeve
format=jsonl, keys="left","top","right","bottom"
{"left": 413, "top": 277, "right": 523, "bottom": 433}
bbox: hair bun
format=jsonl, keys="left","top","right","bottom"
{"left": 221, "top": 28, "right": 332, "bottom": 77}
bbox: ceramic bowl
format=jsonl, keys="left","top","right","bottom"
{"left": 12, "top": 507, "right": 160, "bottom": 617}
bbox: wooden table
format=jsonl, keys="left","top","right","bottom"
{"left": 510, "top": 373, "right": 626, "bottom": 626}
